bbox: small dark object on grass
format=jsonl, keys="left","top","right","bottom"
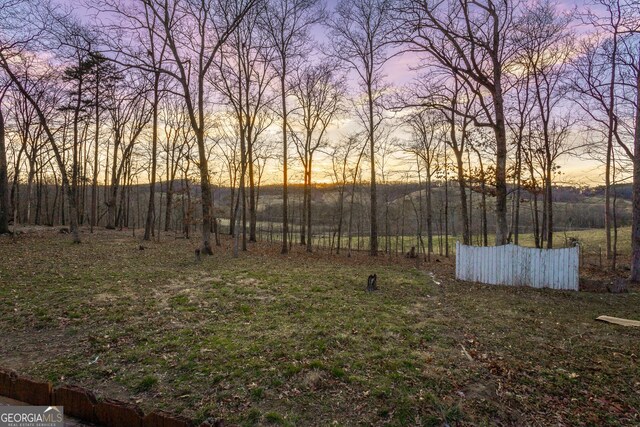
{"left": 405, "top": 246, "right": 417, "bottom": 259}
{"left": 195, "top": 248, "right": 201, "bottom": 262}
{"left": 59, "top": 227, "right": 70, "bottom": 234}
{"left": 367, "top": 274, "right": 377, "bottom": 292}
{"left": 138, "top": 245, "right": 145, "bottom": 250}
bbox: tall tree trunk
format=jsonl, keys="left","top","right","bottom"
{"left": 165, "top": 183, "right": 173, "bottom": 232}
{"left": 233, "top": 172, "right": 242, "bottom": 258}
{"left": 248, "top": 138, "right": 257, "bottom": 242}
{"left": 91, "top": 67, "right": 100, "bottom": 233}
{"left": 385, "top": 194, "right": 390, "bottom": 255}
{"left": 35, "top": 168, "right": 42, "bottom": 225}
{"left": 532, "top": 194, "right": 540, "bottom": 249}
{"left": 306, "top": 163, "right": 312, "bottom": 253}
{"left": 425, "top": 164, "right": 433, "bottom": 256}
{"left": 26, "top": 163, "right": 34, "bottom": 224}
{"left": 493, "top": 88, "right": 508, "bottom": 246}
{"left": 481, "top": 183, "right": 488, "bottom": 247}
{"left": 301, "top": 174, "right": 307, "bottom": 246}
{"left": 43, "top": 174, "right": 50, "bottom": 225}
{"left": 229, "top": 183, "right": 235, "bottom": 236}
{"left": 10, "top": 146, "right": 23, "bottom": 229}
{"left": 605, "top": 29, "right": 619, "bottom": 262}
{"left": 514, "top": 136, "right": 522, "bottom": 244}
{"left": 106, "top": 136, "right": 118, "bottom": 229}
{"left": 347, "top": 182, "right": 357, "bottom": 257}
{"left": 612, "top": 160, "right": 618, "bottom": 270}
{"left": 50, "top": 173, "right": 58, "bottom": 226}
{"left": 368, "top": 83, "right": 378, "bottom": 256}
{"left": 144, "top": 72, "right": 160, "bottom": 241}
{"left": 197, "top": 127, "right": 214, "bottom": 254}
{"left": 280, "top": 72, "right": 289, "bottom": 254}
{"left": 241, "top": 147, "right": 247, "bottom": 252}
{"left": 545, "top": 161, "right": 553, "bottom": 249}
{"left": 417, "top": 162, "right": 424, "bottom": 259}
{"left": 104, "top": 138, "right": 109, "bottom": 205}
{"left": 467, "top": 150, "right": 473, "bottom": 243}
{"left": 72, "top": 75, "right": 82, "bottom": 228}
{"left": 605, "top": 142, "right": 613, "bottom": 258}
{"left": 80, "top": 123, "right": 89, "bottom": 225}
{"left": 116, "top": 160, "right": 128, "bottom": 230}
{"left": 0, "top": 105, "right": 9, "bottom": 234}
{"left": 336, "top": 184, "right": 345, "bottom": 255}
{"left": 453, "top": 147, "right": 469, "bottom": 245}
{"left": 61, "top": 179, "right": 65, "bottom": 225}
{"left": 444, "top": 152, "right": 449, "bottom": 257}
{"left": 630, "top": 50, "right": 640, "bottom": 282}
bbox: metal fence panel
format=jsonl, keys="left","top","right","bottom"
{"left": 455, "top": 242, "right": 579, "bottom": 291}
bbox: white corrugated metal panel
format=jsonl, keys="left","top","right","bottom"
{"left": 454, "top": 243, "right": 579, "bottom": 291}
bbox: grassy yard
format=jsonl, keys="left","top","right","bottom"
{"left": 0, "top": 228, "right": 639, "bottom": 425}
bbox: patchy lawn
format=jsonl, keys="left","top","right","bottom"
{"left": 0, "top": 228, "right": 638, "bottom": 426}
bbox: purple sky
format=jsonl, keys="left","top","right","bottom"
{"left": 69, "top": 0, "right": 606, "bottom": 185}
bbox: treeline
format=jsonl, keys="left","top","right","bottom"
{"left": 0, "top": 0, "right": 638, "bottom": 273}
{"left": 7, "top": 177, "right": 631, "bottom": 249}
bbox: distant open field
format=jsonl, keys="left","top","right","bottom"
{"left": 0, "top": 228, "right": 638, "bottom": 425}
{"left": 227, "top": 221, "right": 633, "bottom": 266}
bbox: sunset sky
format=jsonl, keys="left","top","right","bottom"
{"left": 69, "top": 0, "right": 617, "bottom": 187}
{"left": 274, "top": 0, "right": 611, "bottom": 187}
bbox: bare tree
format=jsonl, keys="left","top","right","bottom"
{"left": 506, "top": 50, "right": 535, "bottom": 244}
{"left": 9, "top": 76, "right": 46, "bottom": 226}
{"left": 159, "top": 99, "right": 193, "bottom": 233}
{"left": 404, "top": 109, "right": 443, "bottom": 257}
{"left": 515, "top": 0, "right": 574, "bottom": 248}
{"left": 0, "top": 1, "right": 86, "bottom": 241}
{"left": 260, "top": 0, "right": 325, "bottom": 254}
{"left": 140, "top": 2, "right": 169, "bottom": 242}
{"left": 105, "top": 75, "right": 151, "bottom": 229}
{"left": 213, "top": 3, "right": 276, "bottom": 249}
{"left": 573, "top": 0, "right": 639, "bottom": 262}
{"left": 0, "top": 56, "right": 83, "bottom": 242}
{"left": 53, "top": 17, "right": 98, "bottom": 230}
{"left": 329, "top": 0, "right": 395, "bottom": 255}
{"left": 468, "top": 134, "right": 492, "bottom": 246}
{"left": 398, "top": 0, "right": 519, "bottom": 245}
{"left": 329, "top": 133, "right": 363, "bottom": 254}
{"left": 88, "top": 53, "right": 118, "bottom": 233}
{"left": 289, "top": 60, "right": 343, "bottom": 251}
{"left": 213, "top": 120, "right": 241, "bottom": 236}
{"left": 101, "top": 0, "right": 257, "bottom": 253}
{"left": 414, "top": 72, "right": 476, "bottom": 245}
{"left": 0, "top": 2, "right": 21, "bottom": 233}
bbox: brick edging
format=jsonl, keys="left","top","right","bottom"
{"left": 0, "top": 368, "right": 222, "bottom": 427}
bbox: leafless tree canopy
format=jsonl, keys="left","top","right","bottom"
{"left": 0, "top": 0, "right": 638, "bottom": 274}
